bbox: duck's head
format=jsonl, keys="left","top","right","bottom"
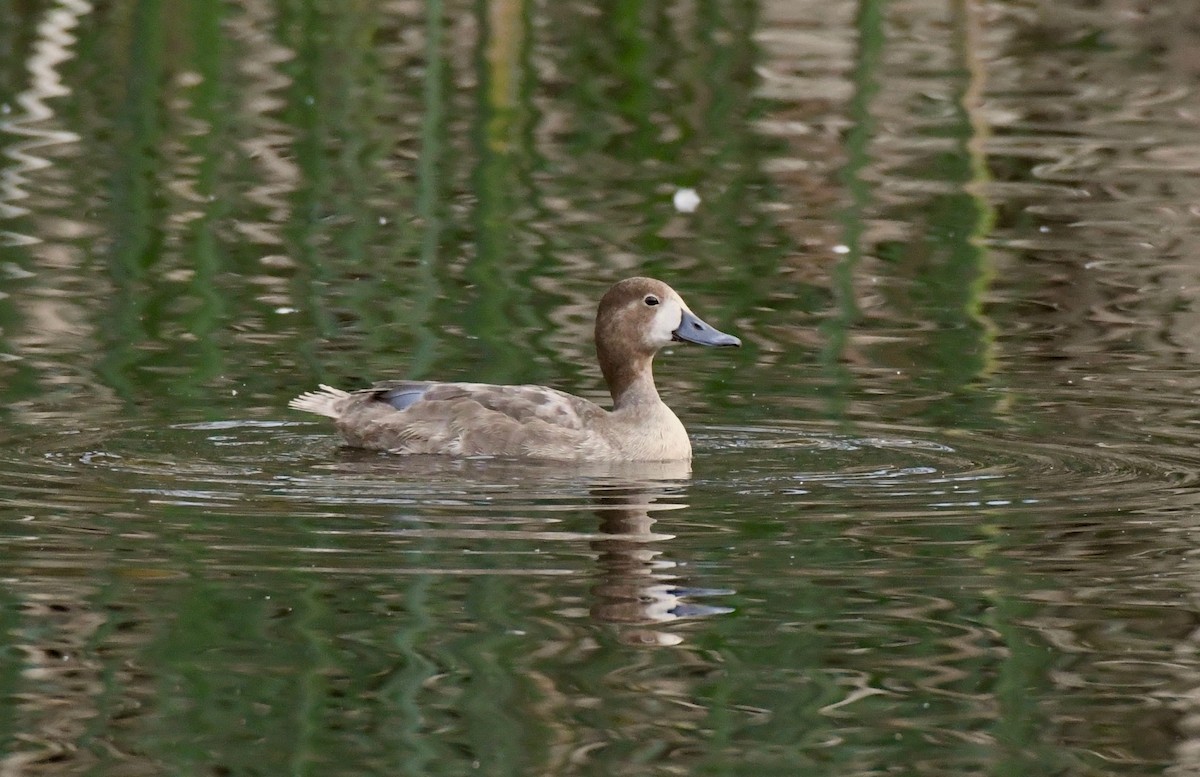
{"left": 594, "top": 277, "right": 740, "bottom": 405}
{"left": 596, "top": 277, "right": 742, "bottom": 353}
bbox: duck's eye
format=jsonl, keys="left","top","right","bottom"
{"left": 644, "top": 295, "right": 660, "bottom": 306}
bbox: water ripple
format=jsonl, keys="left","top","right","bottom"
{"left": 1, "top": 415, "right": 1191, "bottom": 539}
{"left": 0, "top": 0, "right": 92, "bottom": 245}
{"left": 697, "top": 420, "right": 1194, "bottom": 522}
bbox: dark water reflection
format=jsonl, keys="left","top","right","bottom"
{"left": 5, "top": 0, "right": 1200, "bottom": 774}
{"left": 2, "top": 418, "right": 1199, "bottom": 774}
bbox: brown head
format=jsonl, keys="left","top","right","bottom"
{"left": 594, "top": 277, "right": 740, "bottom": 409}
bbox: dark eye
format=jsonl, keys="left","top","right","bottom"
{"left": 644, "top": 295, "right": 660, "bottom": 306}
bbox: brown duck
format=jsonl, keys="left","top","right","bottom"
{"left": 289, "top": 277, "right": 740, "bottom": 461}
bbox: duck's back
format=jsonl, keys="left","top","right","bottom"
{"left": 291, "top": 380, "right": 616, "bottom": 459}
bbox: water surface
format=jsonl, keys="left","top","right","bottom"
{"left": 3, "top": 1, "right": 1200, "bottom": 774}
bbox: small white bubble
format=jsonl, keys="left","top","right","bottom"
{"left": 378, "top": 216, "right": 388, "bottom": 225}
{"left": 832, "top": 244, "right": 850, "bottom": 254}
{"left": 1039, "top": 225, "right": 1050, "bottom": 233}
{"left": 673, "top": 187, "right": 700, "bottom": 213}
{"left": 275, "top": 306, "right": 298, "bottom": 315}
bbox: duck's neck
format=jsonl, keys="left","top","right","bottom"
{"left": 601, "top": 350, "right": 662, "bottom": 411}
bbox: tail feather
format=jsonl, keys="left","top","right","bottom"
{"left": 288, "top": 384, "right": 351, "bottom": 419}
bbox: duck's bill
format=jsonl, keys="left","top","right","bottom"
{"left": 672, "top": 310, "right": 742, "bottom": 347}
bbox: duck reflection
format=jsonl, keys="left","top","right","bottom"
{"left": 313, "top": 452, "right": 735, "bottom": 644}
{"left": 587, "top": 462, "right": 735, "bottom": 646}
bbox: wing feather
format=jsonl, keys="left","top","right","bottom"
{"left": 330, "top": 380, "right": 611, "bottom": 458}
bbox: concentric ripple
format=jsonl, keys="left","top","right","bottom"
{"left": 2, "top": 415, "right": 1193, "bottom": 532}
{"left": 696, "top": 420, "right": 1199, "bottom": 520}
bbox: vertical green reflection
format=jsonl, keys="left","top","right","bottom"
{"left": 905, "top": 0, "right": 997, "bottom": 425}
{"left": 99, "top": 0, "right": 166, "bottom": 400}
{"left": 820, "top": 0, "right": 884, "bottom": 418}
{"left": 287, "top": 0, "right": 335, "bottom": 375}
{"left": 830, "top": 0, "right": 998, "bottom": 426}
{"left": 178, "top": 0, "right": 229, "bottom": 403}
{"left": 383, "top": 574, "right": 438, "bottom": 774}
{"left": 467, "top": 0, "right": 533, "bottom": 382}
{"left": 409, "top": 0, "right": 446, "bottom": 378}
{"left": 458, "top": 578, "right": 535, "bottom": 775}
{"left": 987, "top": 557, "right": 1068, "bottom": 776}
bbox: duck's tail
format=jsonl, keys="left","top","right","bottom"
{"left": 288, "top": 384, "right": 351, "bottom": 418}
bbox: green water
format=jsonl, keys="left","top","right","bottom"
{"left": 3, "top": 0, "right": 1200, "bottom": 774}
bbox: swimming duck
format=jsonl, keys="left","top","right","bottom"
{"left": 289, "top": 277, "right": 740, "bottom": 461}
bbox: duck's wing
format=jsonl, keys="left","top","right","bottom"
{"left": 363, "top": 380, "right": 603, "bottom": 428}
{"left": 333, "top": 380, "right": 611, "bottom": 458}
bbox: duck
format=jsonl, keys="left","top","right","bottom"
{"left": 288, "top": 277, "right": 740, "bottom": 461}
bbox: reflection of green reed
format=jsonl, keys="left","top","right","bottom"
{"left": 985, "top": 553, "right": 1070, "bottom": 776}
{"left": 466, "top": 0, "right": 534, "bottom": 383}
{"left": 179, "top": 0, "right": 229, "bottom": 399}
{"left": 556, "top": 0, "right": 794, "bottom": 285}
{"left": 91, "top": 0, "right": 233, "bottom": 407}
{"left": 691, "top": 0, "right": 794, "bottom": 404}
{"left": 14, "top": 0, "right": 788, "bottom": 416}
{"left": 820, "top": 0, "right": 882, "bottom": 419}
{"left": 287, "top": 0, "right": 338, "bottom": 375}
{"left": 896, "top": 1, "right": 998, "bottom": 426}
{"left": 82, "top": 0, "right": 793, "bottom": 408}
{"left": 100, "top": 0, "right": 167, "bottom": 402}
{"left": 284, "top": 0, "right": 438, "bottom": 382}
{"left": 410, "top": 0, "right": 447, "bottom": 378}
{"left": 825, "top": 0, "right": 997, "bottom": 427}
{"left": 382, "top": 570, "right": 439, "bottom": 774}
